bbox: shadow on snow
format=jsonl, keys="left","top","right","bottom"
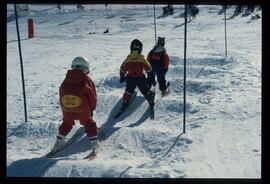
{"left": 100, "top": 94, "right": 147, "bottom": 140}
{"left": 7, "top": 93, "right": 150, "bottom": 176}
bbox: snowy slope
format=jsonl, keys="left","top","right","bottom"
{"left": 6, "top": 5, "right": 261, "bottom": 178}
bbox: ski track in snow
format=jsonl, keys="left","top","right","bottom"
{"left": 6, "top": 5, "right": 261, "bottom": 178}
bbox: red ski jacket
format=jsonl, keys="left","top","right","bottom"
{"left": 120, "top": 51, "right": 152, "bottom": 77}
{"left": 147, "top": 46, "right": 170, "bottom": 69}
{"left": 59, "top": 69, "right": 97, "bottom": 120}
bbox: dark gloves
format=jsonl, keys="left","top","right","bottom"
{"left": 146, "top": 70, "right": 156, "bottom": 87}
{"left": 119, "top": 71, "right": 126, "bottom": 83}
{"left": 120, "top": 76, "right": 125, "bottom": 83}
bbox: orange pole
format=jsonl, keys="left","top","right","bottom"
{"left": 28, "top": 17, "right": 34, "bottom": 38}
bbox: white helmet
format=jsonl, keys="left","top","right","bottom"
{"left": 71, "top": 57, "right": 90, "bottom": 72}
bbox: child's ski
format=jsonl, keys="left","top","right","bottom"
{"left": 114, "top": 91, "right": 137, "bottom": 119}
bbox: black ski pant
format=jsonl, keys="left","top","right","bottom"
{"left": 125, "top": 76, "right": 150, "bottom": 96}
{"left": 123, "top": 76, "right": 154, "bottom": 104}
{"left": 153, "top": 68, "right": 168, "bottom": 92}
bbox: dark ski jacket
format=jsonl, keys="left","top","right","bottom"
{"left": 147, "top": 46, "right": 170, "bottom": 71}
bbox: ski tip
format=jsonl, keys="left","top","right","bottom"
{"left": 45, "top": 153, "right": 54, "bottom": 158}
{"left": 89, "top": 156, "right": 97, "bottom": 160}
{"left": 88, "top": 153, "right": 97, "bottom": 160}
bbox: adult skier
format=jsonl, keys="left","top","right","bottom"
{"left": 233, "top": 5, "right": 243, "bottom": 16}
{"left": 147, "top": 37, "right": 170, "bottom": 96}
{"left": 49, "top": 57, "right": 99, "bottom": 156}
{"left": 188, "top": 5, "right": 199, "bottom": 20}
{"left": 119, "top": 39, "right": 156, "bottom": 117}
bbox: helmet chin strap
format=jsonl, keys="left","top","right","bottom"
{"left": 83, "top": 70, "right": 90, "bottom": 74}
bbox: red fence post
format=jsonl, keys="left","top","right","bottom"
{"left": 28, "top": 17, "right": 34, "bottom": 38}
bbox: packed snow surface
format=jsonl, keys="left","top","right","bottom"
{"left": 6, "top": 4, "right": 261, "bottom": 178}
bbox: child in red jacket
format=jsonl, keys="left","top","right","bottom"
{"left": 119, "top": 39, "right": 156, "bottom": 111}
{"left": 147, "top": 37, "right": 170, "bottom": 96}
{"left": 50, "top": 57, "right": 99, "bottom": 154}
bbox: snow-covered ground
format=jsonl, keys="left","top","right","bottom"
{"left": 6, "top": 4, "right": 261, "bottom": 178}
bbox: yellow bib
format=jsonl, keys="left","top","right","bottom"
{"left": 124, "top": 51, "right": 151, "bottom": 67}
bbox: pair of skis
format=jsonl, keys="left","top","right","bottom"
{"left": 114, "top": 81, "right": 170, "bottom": 120}
{"left": 45, "top": 127, "right": 102, "bottom": 160}
{"left": 45, "top": 128, "right": 84, "bottom": 158}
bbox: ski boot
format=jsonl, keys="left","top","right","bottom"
{"left": 120, "top": 101, "right": 129, "bottom": 112}
{"left": 90, "top": 138, "right": 100, "bottom": 154}
{"left": 161, "top": 81, "right": 170, "bottom": 97}
{"left": 120, "top": 91, "right": 137, "bottom": 111}
{"left": 114, "top": 91, "right": 137, "bottom": 119}
{"left": 145, "top": 90, "right": 155, "bottom": 105}
{"left": 50, "top": 134, "right": 66, "bottom": 153}
{"left": 88, "top": 137, "right": 100, "bottom": 160}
